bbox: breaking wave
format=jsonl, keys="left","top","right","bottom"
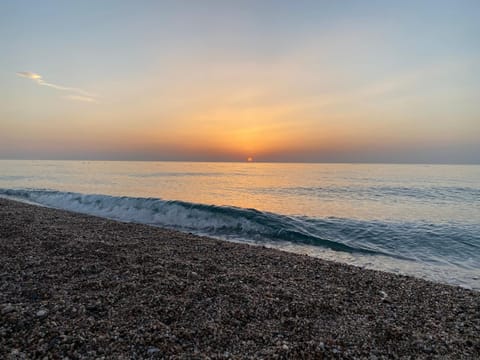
{"left": 2, "top": 188, "right": 479, "bottom": 273}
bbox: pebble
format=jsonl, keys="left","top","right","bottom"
{"left": 147, "top": 346, "right": 160, "bottom": 354}
{"left": 1, "top": 305, "right": 15, "bottom": 315}
{"left": 36, "top": 309, "right": 48, "bottom": 318}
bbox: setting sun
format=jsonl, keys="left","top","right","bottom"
{"left": 1, "top": 2, "right": 479, "bottom": 357}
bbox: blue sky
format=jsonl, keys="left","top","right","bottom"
{"left": 1, "top": 0, "right": 479, "bottom": 162}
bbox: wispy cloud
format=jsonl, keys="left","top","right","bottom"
{"left": 16, "top": 71, "right": 98, "bottom": 103}
{"left": 16, "top": 72, "right": 42, "bottom": 80}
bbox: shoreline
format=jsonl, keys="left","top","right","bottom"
{"left": 1, "top": 198, "right": 479, "bottom": 358}
{"left": 3, "top": 191, "right": 478, "bottom": 291}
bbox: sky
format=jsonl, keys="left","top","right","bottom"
{"left": 1, "top": 0, "right": 479, "bottom": 163}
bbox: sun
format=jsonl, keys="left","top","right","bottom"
{"left": 247, "top": 156, "right": 253, "bottom": 162}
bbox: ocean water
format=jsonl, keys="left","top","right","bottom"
{"left": 0, "top": 160, "right": 479, "bottom": 290}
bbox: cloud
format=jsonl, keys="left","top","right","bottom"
{"left": 16, "top": 71, "right": 98, "bottom": 102}
{"left": 16, "top": 71, "right": 42, "bottom": 80}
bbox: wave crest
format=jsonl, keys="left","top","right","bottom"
{"left": 1, "top": 188, "right": 479, "bottom": 270}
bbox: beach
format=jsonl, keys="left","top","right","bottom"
{"left": 1, "top": 198, "right": 479, "bottom": 359}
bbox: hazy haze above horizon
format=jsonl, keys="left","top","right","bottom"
{"left": 1, "top": 0, "right": 479, "bottom": 163}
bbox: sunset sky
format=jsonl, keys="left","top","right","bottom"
{"left": 1, "top": 0, "right": 479, "bottom": 163}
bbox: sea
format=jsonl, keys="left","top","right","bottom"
{"left": 0, "top": 160, "right": 479, "bottom": 290}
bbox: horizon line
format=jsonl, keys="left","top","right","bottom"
{"left": 0, "top": 158, "right": 479, "bottom": 166}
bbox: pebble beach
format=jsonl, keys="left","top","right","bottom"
{"left": 1, "top": 198, "right": 479, "bottom": 359}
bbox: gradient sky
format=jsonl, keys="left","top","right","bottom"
{"left": 1, "top": 0, "right": 479, "bottom": 163}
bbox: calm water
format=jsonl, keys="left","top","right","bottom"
{"left": 1, "top": 160, "right": 479, "bottom": 289}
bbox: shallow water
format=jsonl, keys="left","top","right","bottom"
{"left": 1, "top": 160, "right": 479, "bottom": 289}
